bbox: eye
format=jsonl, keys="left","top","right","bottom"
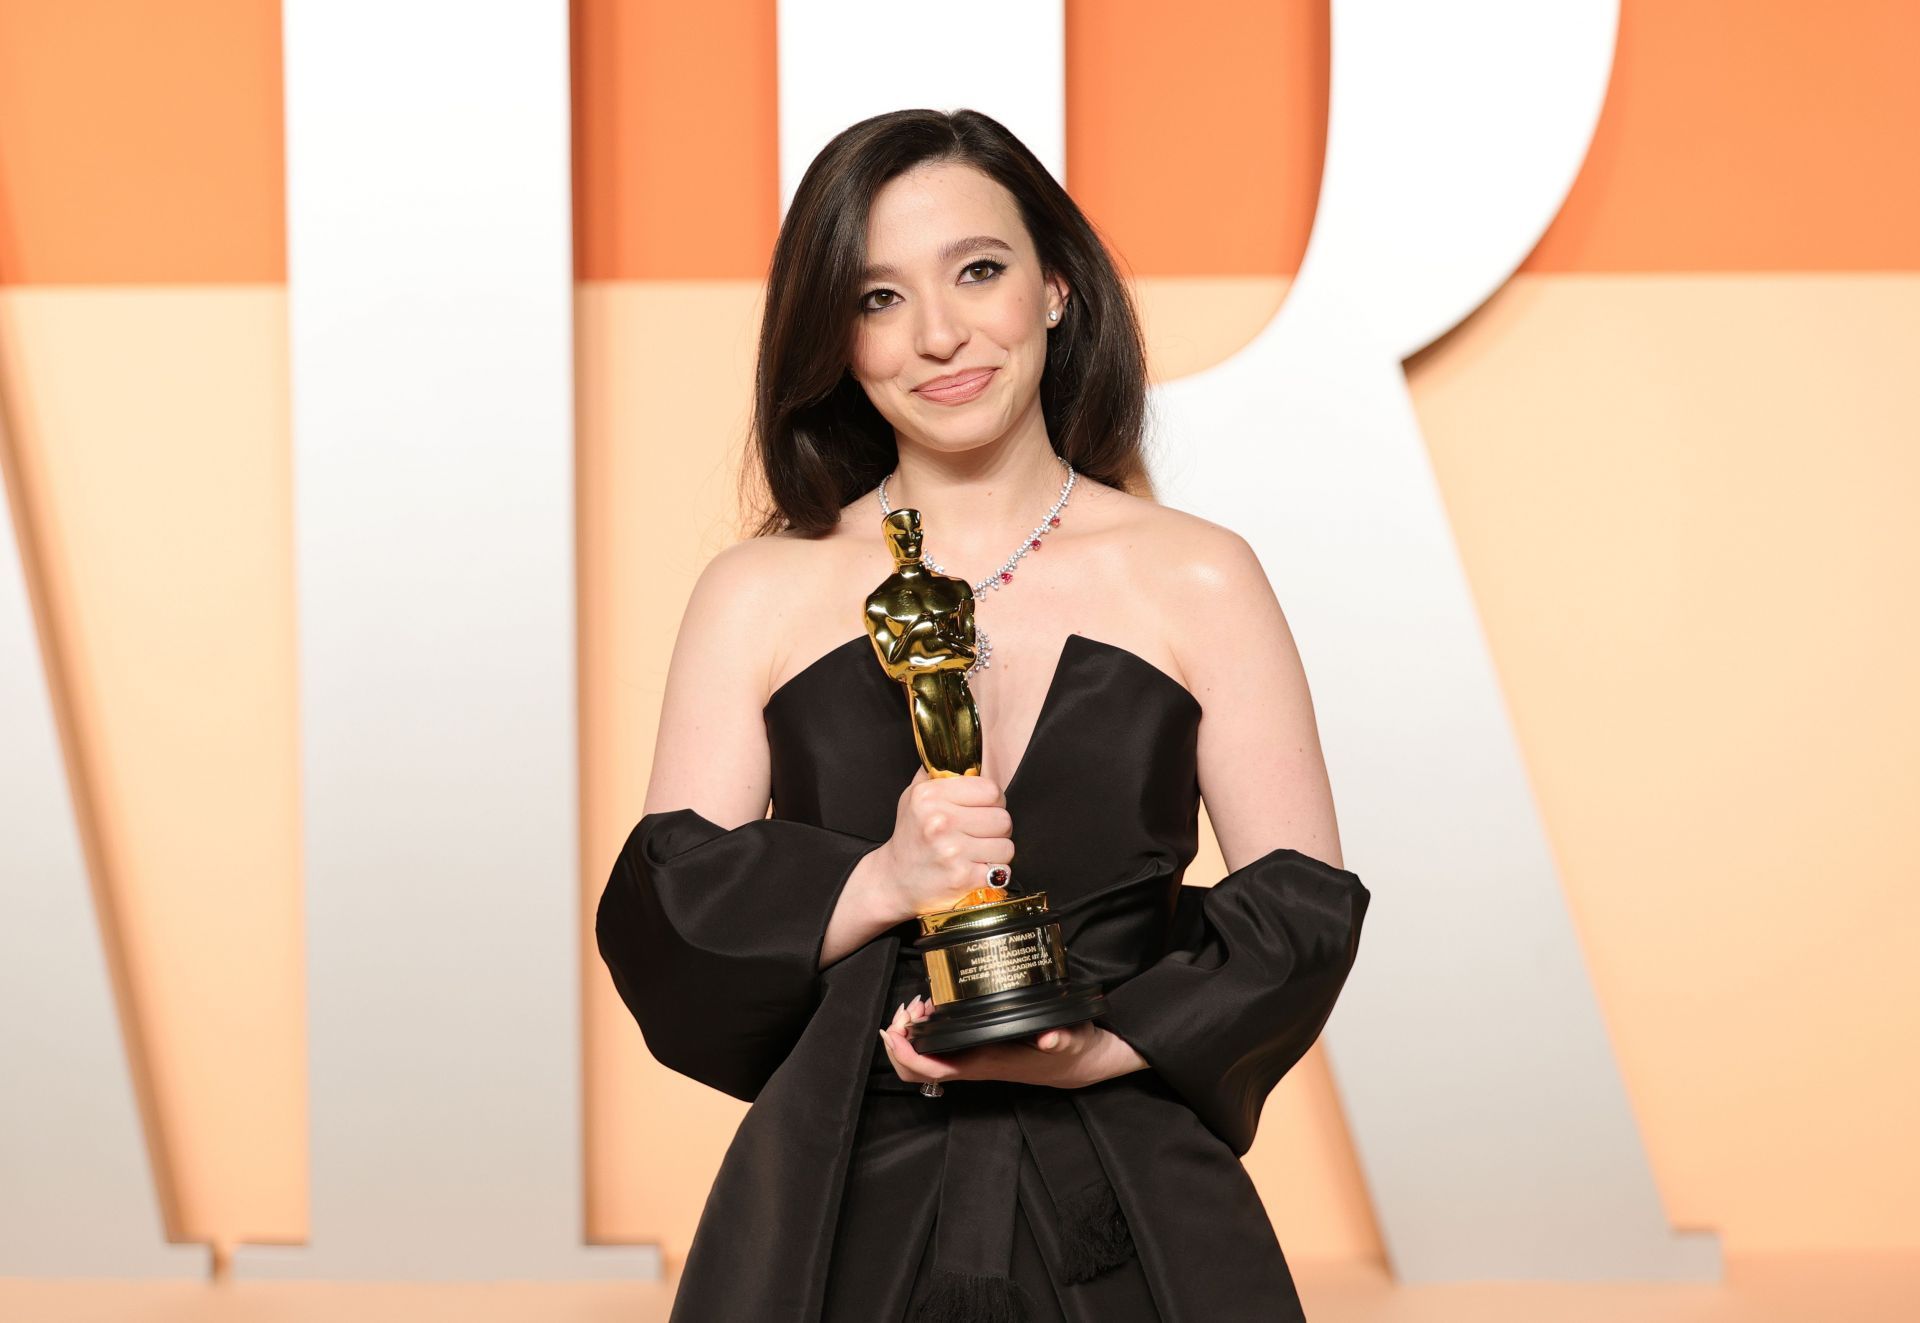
{"left": 857, "top": 258, "right": 1009, "bottom": 314}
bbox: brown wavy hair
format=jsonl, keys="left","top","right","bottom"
{"left": 740, "top": 107, "right": 1152, "bottom": 539}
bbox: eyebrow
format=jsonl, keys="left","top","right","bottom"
{"left": 860, "top": 235, "right": 1014, "bottom": 282}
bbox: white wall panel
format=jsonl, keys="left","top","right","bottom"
{"left": 778, "top": 0, "right": 1066, "bottom": 211}
{"left": 1151, "top": 0, "right": 1720, "bottom": 1283}
{"left": 236, "top": 0, "right": 652, "bottom": 1280}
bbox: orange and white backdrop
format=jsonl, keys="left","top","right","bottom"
{"left": 1, "top": 0, "right": 1915, "bottom": 1317}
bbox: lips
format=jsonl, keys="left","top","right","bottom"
{"left": 915, "top": 368, "right": 996, "bottom": 403}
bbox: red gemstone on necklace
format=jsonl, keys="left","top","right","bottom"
{"left": 1048, "top": 515, "right": 1061, "bottom": 526}
{"left": 1029, "top": 538, "right": 1042, "bottom": 550}
{"left": 999, "top": 570, "right": 1013, "bottom": 583}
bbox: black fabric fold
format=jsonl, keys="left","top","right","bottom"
{"left": 1015, "top": 1095, "right": 1135, "bottom": 1284}
{"left": 913, "top": 1267, "right": 1035, "bottom": 1323}
{"left": 1047, "top": 1181, "right": 1132, "bottom": 1283}
{"left": 907, "top": 1080, "right": 1140, "bottom": 1322}
{"left": 916, "top": 1097, "right": 1028, "bottom": 1321}
{"left": 1095, "top": 847, "right": 1371, "bottom": 1155}
{"left": 595, "top": 806, "right": 882, "bottom": 1102}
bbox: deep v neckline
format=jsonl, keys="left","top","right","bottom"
{"left": 762, "top": 632, "right": 1199, "bottom": 802}
{"left": 992, "top": 632, "right": 1080, "bottom": 801}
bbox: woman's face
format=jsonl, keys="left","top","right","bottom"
{"left": 847, "top": 161, "right": 1067, "bottom": 457}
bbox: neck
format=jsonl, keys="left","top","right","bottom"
{"left": 885, "top": 436, "right": 1067, "bottom": 578}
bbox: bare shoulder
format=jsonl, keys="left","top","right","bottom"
{"left": 691, "top": 531, "right": 791, "bottom": 607}
{"left": 1137, "top": 499, "right": 1264, "bottom": 593}
{"left": 1093, "top": 487, "right": 1275, "bottom": 625}
{"left": 681, "top": 536, "right": 785, "bottom": 661}
{"left": 1097, "top": 489, "right": 1296, "bottom": 709}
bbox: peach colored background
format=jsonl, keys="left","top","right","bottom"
{"left": 1, "top": 0, "right": 1915, "bottom": 1309}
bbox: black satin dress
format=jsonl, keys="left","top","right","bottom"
{"left": 596, "top": 632, "right": 1371, "bottom": 1322}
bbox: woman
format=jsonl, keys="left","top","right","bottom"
{"left": 596, "top": 108, "right": 1371, "bottom": 1321}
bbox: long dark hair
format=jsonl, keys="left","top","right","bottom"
{"left": 741, "top": 108, "right": 1152, "bottom": 538}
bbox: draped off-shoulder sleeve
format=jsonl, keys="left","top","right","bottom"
{"left": 1096, "top": 848, "right": 1371, "bottom": 1156}
{"left": 594, "top": 807, "right": 884, "bottom": 1102}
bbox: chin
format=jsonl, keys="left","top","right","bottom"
{"left": 935, "top": 420, "right": 1015, "bottom": 449}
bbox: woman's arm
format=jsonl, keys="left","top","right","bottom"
{"left": 598, "top": 539, "right": 906, "bottom": 1099}
{"left": 640, "top": 537, "right": 789, "bottom": 828}
{"left": 1089, "top": 519, "right": 1369, "bottom": 1151}
{"left": 1166, "top": 524, "right": 1345, "bottom": 874}
{"left": 821, "top": 847, "right": 913, "bottom": 967}
{"left": 640, "top": 538, "right": 915, "bottom": 963}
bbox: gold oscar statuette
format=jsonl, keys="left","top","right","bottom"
{"left": 863, "top": 507, "right": 1107, "bottom": 1055}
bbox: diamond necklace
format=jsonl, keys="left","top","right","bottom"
{"left": 876, "top": 458, "right": 1076, "bottom": 677}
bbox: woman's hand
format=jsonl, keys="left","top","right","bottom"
{"left": 870, "top": 767, "right": 1017, "bottom": 920}
{"left": 878, "top": 995, "right": 1149, "bottom": 1091}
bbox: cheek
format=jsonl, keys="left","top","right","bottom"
{"left": 849, "top": 326, "right": 905, "bottom": 384}
{"left": 989, "top": 294, "right": 1044, "bottom": 355}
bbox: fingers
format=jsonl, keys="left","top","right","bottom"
{"left": 878, "top": 997, "right": 954, "bottom": 1087}
{"left": 933, "top": 775, "right": 1006, "bottom": 808}
{"left": 1034, "top": 1022, "right": 1094, "bottom": 1052}
{"left": 956, "top": 804, "right": 1015, "bottom": 843}
{"left": 877, "top": 1003, "right": 914, "bottom": 1080}
{"left": 879, "top": 1010, "right": 1099, "bottom": 1091}
{"left": 880, "top": 1001, "right": 1092, "bottom": 1091}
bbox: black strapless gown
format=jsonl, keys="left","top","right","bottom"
{"left": 597, "top": 632, "right": 1371, "bottom": 1322}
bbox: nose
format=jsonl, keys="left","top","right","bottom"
{"left": 912, "top": 286, "right": 968, "bottom": 361}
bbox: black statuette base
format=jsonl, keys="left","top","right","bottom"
{"left": 904, "top": 979, "right": 1108, "bottom": 1056}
